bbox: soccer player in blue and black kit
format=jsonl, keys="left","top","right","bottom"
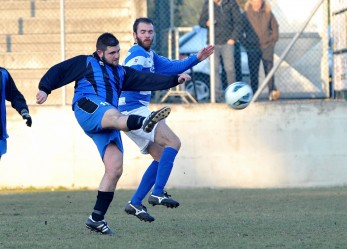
{"left": 0, "top": 67, "right": 32, "bottom": 159}
{"left": 36, "top": 32, "right": 191, "bottom": 235}
{"left": 119, "top": 18, "right": 214, "bottom": 222}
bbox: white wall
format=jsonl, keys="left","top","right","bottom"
{"left": 1, "top": 101, "right": 347, "bottom": 189}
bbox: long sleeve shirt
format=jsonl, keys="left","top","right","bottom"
{"left": 199, "top": 0, "right": 242, "bottom": 45}
{"left": 38, "top": 53, "right": 181, "bottom": 108}
{"left": 242, "top": 1, "right": 279, "bottom": 49}
{"left": 0, "top": 67, "right": 28, "bottom": 139}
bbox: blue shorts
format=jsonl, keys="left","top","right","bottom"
{"left": 73, "top": 96, "right": 124, "bottom": 159}
{"left": 0, "top": 139, "right": 7, "bottom": 157}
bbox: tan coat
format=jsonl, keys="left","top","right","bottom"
{"left": 244, "top": 0, "right": 279, "bottom": 49}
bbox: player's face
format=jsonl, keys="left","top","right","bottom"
{"left": 98, "top": 45, "right": 120, "bottom": 66}
{"left": 134, "top": 22, "right": 154, "bottom": 51}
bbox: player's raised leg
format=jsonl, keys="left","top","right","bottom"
{"left": 101, "top": 106, "right": 171, "bottom": 133}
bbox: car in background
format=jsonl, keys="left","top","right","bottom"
{"left": 179, "top": 26, "right": 249, "bottom": 102}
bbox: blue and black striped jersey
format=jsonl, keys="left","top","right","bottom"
{"left": 38, "top": 53, "right": 181, "bottom": 108}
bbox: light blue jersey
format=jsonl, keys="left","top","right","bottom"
{"left": 118, "top": 44, "right": 199, "bottom": 112}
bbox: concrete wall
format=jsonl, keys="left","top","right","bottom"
{"left": 1, "top": 101, "right": 347, "bottom": 189}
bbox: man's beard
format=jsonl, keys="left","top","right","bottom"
{"left": 137, "top": 38, "right": 152, "bottom": 51}
{"left": 102, "top": 54, "right": 117, "bottom": 67}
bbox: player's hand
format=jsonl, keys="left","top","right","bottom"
{"left": 36, "top": 90, "right": 48, "bottom": 104}
{"left": 197, "top": 45, "right": 215, "bottom": 62}
{"left": 178, "top": 74, "right": 191, "bottom": 84}
{"left": 21, "top": 109, "right": 32, "bottom": 127}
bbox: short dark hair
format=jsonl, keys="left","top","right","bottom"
{"left": 96, "top": 32, "right": 119, "bottom": 51}
{"left": 133, "top": 17, "right": 154, "bottom": 33}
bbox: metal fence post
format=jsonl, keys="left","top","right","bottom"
{"left": 30, "top": 0, "right": 35, "bottom": 17}
{"left": 18, "top": 18, "right": 23, "bottom": 35}
{"left": 6, "top": 34, "right": 11, "bottom": 52}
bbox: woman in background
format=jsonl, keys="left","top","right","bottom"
{"left": 241, "top": 0, "right": 280, "bottom": 100}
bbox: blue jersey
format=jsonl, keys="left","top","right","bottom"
{"left": 118, "top": 44, "right": 199, "bottom": 112}
{"left": 0, "top": 68, "right": 28, "bottom": 140}
{"left": 73, "top": 56, "right": 125, "bottom": 108}
{"left": 38, "top": 53, "right": 181, "bottom": 108}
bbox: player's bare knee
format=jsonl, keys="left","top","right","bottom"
{"left": 107, "top": 166, "right": 123, "bottom": 182}
{"left": 169, "top": 135, "right": 181, "bottom": 150}
{"left": 102, "top": 109, "right": 125, "bottom": 129}
{"left": 114, "top": 170, "right": 123, "bottom": 182}
{"left": 175, "top": 136, "right": 181, "bottom": 150}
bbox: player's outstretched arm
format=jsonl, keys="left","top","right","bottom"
{"left": 196, "top": 45, "right": 215, "bottom": 62}
{"left": 122, "top": 66, "right": 190, "bottom": 91}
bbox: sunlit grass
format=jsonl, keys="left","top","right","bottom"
{"left": 0, "top": 187, "right": 346, "bottom": 249}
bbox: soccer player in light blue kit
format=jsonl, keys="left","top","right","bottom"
{"left": 119, "top": 18, "right": 214, "bottom": 222}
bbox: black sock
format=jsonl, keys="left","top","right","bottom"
{"left": 91, "top": 191, "right": 114, "bottom": 221}
{"left": 127, "top": 115, "right": 145, "bottom": 130}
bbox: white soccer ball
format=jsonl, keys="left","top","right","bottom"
{"left": 225, "top": 82, "right": 253, "bottom": 110}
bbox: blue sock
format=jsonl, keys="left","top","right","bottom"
{"left": 130, "top": 160, "right": 158, "bottom": 205}
{"left": 152, "top": 147, "right": 178, "bottom": 195}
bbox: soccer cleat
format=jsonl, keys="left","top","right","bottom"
{"left": 124, "top": 202, "right": 155, "bottom": 222}
{"left": 142, "top": 106, "right": 171, "bottom": 133}
{"left": 269, "top": 90, "right": 280, "bottom": 101}
{"left": 85, "top": 216, "right": 114, "bottom": 236}
{"left": 148, "top": 191, "right": 180, "bottom": 208}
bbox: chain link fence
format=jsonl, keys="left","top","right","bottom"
{"left": 148, "top": 0, "right": 331, "bottom": 103}
{"left": 1, "top": 0, "right": 145, "bottom": 105}
{"left": 331, "top": 0, "right": 347, "bottom": 99}
{"left": 0, "top": 0, "right": 335, "bottom": 105}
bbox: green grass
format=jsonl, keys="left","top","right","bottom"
{"left": 0, "top": 187, "right": 347, "bottom": 249}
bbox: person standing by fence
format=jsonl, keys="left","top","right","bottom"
{"left": 241, "top": 0, "right": 280, "bottom": 101}
{"left": 199, "top": 0, "right": 242, "bottom": 102}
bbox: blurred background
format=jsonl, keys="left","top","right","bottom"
{"left": 0, "top": 0, "right": 337, "bottom": 105}
{"left": 2, "top": 0, "right": 347, "bottom": 189}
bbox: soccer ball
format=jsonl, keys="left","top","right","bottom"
{"left": 225, "top": 82, "right": 253, "bottom": 110}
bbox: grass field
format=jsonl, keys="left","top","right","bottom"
{"left": 0, "top": 187, "right": 346, "bottom": 249}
